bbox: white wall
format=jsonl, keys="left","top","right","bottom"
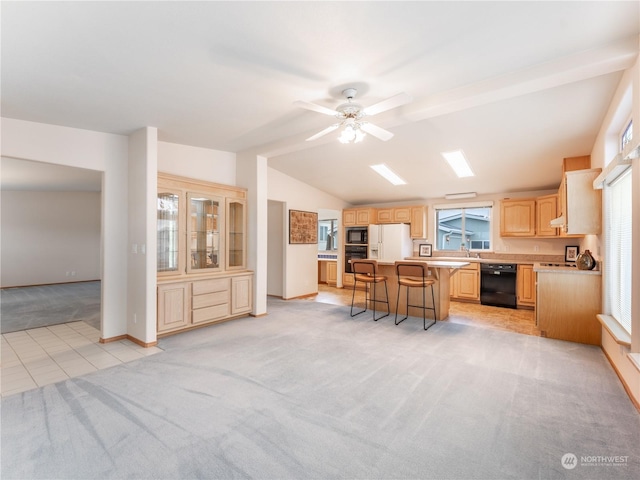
{"left": 267, "top": 167, "right": 349, "bottom": 299}
{"left": 267, "top": 200, "right": 284, "bottom": 297}
{"left": 158, "top": 141, "right": 235, "bottom": 185}
{"left": 589, "top": 51, "right": 640, "bottom": 405}
{"left": 127, "top": 128, "right": 158, "bottom": 344}
{"left": 1, "top": 191, "right": 101, "bottom": 287}
{"left": 1, "top": 118, "right": 129, "bottom": 340}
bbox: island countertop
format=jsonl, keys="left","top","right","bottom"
{"left": 355, "top": 260, "right": 469, "bottom": 321}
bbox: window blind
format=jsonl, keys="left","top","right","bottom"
{"left": 605, "top": 168, "right": 632, "bottom": 333}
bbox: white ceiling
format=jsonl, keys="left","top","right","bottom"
{"left": 1, "top": 1, "right": 638, "bottom": 203}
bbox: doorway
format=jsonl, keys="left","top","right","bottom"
{"left": 0, "top": 158, "right": 103, "bottom": 334}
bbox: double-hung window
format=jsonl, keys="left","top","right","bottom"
{"left": 435, "top": 203, "right": 493, "bottom": 252}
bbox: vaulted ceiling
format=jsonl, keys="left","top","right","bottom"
{"left": 2, "top": 2, "right": 638, "bottom": 203}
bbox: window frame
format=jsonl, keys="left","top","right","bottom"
{"left": 433, "top": 201, "right": 494, "bottom": 253}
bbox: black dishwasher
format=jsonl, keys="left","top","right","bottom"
{"left": 480, "top": 263, "right": 517, "bottom": 309}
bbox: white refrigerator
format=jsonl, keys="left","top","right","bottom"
{"left": 368, "top": 224, "right": 412, "bottom": 262}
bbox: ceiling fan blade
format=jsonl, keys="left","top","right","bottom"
{"left": 362, "top": 92, "right": 412, "bottom": 116}
{"left": 306, "top": 124, "right": 340, "bottom": 141}
{"left": 360, "top": 122, "right": 394, "bottom": 141}
{"left": 294, "top": 100, "right": 340, "bottom": 116}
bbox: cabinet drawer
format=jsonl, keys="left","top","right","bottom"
{"left": 192, "top": 303, "right": 230, "bottom": 324}
{"left": 192, "top": 277, "right": 229, "bottom": 295}
{"left": 192, "top": 290, "right": 229, "bottom": 309}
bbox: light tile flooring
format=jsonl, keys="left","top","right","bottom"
{"left": 309, "top": 284, "right": 539, "bottom": 336}
{"left": 1, "top": 321, "right": 162, "bottom": 397}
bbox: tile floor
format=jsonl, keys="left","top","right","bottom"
{"left": 1, "top": 321, "right": 162, "bottom": 397}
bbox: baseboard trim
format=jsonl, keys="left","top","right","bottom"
{"left": 99, "top": 334, "right": 158, "bottom": 348}
{"left": 285, "top": 293, "right": 318, "bottom": 300}
{"left": 601, "top": 346, "right": 640, "bottom": 413}
{"left": 2, "top": 279, "right": 101, "bottom": 290}
{"left": 99, "top": 334, "right": 127, "bottom": 344}
{"left": 126, "top": 335, "right": 158, "bottom": 348}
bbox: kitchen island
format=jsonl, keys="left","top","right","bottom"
{"left": 360, "top": 260, "right": 469, "bottom": 321}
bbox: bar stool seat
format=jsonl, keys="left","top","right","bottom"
{"left": 350, "top": 259, "right": 390, "bottom": 321}
{"left": 395, "top": 261, "right": 437, "bottom": 330}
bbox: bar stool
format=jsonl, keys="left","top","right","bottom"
{"left": 394, "top": 261, "right": 437, "bottom": 330}
{"left": 350, "top": 259, "right": 390, "bottom": 321}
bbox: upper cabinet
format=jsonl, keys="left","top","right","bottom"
{"left": 157, "top": 189, "right": 185, "bottom": 276}
{"left": 556, "top": 169, "right": 602, "bottom": 236}
{"left": 500, "top": 195, "right": 560, "bottom": 238}
{"left": 226, "top": 198, "right": 247, "bottom": 270}
{"left": 344, "top": 205, "right": 427, "bottom": 238}
{"left": 535, "top": 194, "right": 558, "bottom": 237}
{"left": 187, "top": 192, "right": 223, "bottom": 273}
{"left": 500, "top": 199, "right": 536, "bottom": 237}
{"left": 410, "top": 205, "right": 427, "bottom": 239}
{"left": 158, "top": 173, "right": 248, "bottom": 277}
{"left": 343, "top": 207, "right": 375, "bottom": 226}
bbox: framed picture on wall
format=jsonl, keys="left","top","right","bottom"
{"left": 289, "top": 209, "right": 318, "bottom": 244}
{"left": 419, "top": 244, "right": 432, "bottom": 257}
{"left": 565, "top": 245, "right": 579, "bottom": 262}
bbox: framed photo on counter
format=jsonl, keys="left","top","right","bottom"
{"left": 419, "top": 244, "right": 432, "bottom": 257}
{"left": 565, "top": 245, "right": 579, "bottom": 262}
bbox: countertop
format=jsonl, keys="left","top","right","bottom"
{"left": 408, "top": 256, "right": 538, "bottom": 265}
{"left": 377, "top": 259, "right": 471, "bottom": 268}
{"left": 533, "top": 262, "right": 601, "bottom": 275}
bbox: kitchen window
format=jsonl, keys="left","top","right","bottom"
{"left": 318, "top": 219, "right": 338, "bottom": 251}
{"left": 435, "top": 203, "right": 492, "bottom": 252}
{"left": 621, "top": 119, "right": 633, "bottom": 151}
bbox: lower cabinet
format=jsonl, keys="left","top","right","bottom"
{"left": 157, "top": 282, "right": 190, "bottom": 332}
{"left": 158, "top": 273, "right": 253, "bottom": 334}
{"left": 516, "top": 264, "right": 536, "bottom": 307}
{"left": 450, "top": 263, "right": 480, "bottom": 301}
{"left": 326, "top": 262, "right": 338, "bottom": 286}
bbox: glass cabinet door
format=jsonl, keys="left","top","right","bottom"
{"left": 226, "top": 198, "right": 246, "bottom": 270}
{"left": 157, "top": 191, "right": 183, "bottom": 274}
{"left": 187, "top": 193, "right": 223, "bottom": 272}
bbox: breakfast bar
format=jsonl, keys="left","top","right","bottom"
{"left": 362, "top": 260, "right": 470, "bottom": 321}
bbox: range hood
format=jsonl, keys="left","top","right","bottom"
{"left": 550, "top": 215, "right": 565, "bottom": 227}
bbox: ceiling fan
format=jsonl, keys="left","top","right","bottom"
{"left": 294, "top": 88, "right": 412, "bottom": 143}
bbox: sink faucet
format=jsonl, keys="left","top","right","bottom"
{"left": 461, "top": 245, "right": 471, "bottom": 257}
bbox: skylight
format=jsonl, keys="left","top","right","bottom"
{"left": 370, "top": 164, "right": 406, "bottom": 185}
{"left": 442, "top": 150, "right": 474, "bottom": 178}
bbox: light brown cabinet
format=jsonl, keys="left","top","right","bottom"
{"left": 500, "top": 199, "right": 536, "bottom": 237}
{"left": 449, "top": 263, "right": 480, "bottom": 301}
{"left": 556, "top": 169, "right": 602, "bottom": 236}
{"left": 343, "top": 208, "right": 375, "bottom": 226}
{"left": 516, "top": 264, "right": 535, "bottom": 308}
{"left": 157, "top": 173, "right": 253, "bottom": 335}
{"left": 500, "top": 195, "right": 560, "bottom": 238}
{"left": 375, "top": 207, "right": 411, "bottom": 224}
{"left": 157, "top": 282, "right": 190, "bottom": 333}
{"left": 536, "top": 270, "right": 601, "bottom": 345}
{"left": 326, "top": 262, "right": 338, "bottom": 286}
{"left": 410, "top": 205, "right": 427, "bottom": 239}
{"left": 348, "top": 205, "right": 427, "bottom": 238}
{"left": 535, "top": 195, "right": 559, "bottom": 237}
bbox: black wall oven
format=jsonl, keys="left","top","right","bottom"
{"left": 480, "top": 263, "right": 517, "bottom": 309}
{"left": 345, "top": 245, "right": 367, "bottom": 273}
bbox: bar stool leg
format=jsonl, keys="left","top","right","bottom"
{"left": 424, "top": 284, "right": 437, "bottom": 331}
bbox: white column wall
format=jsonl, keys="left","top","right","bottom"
{"left": 236, "top": 152, "right": 268, "bottom": 315}
{"left": 128, "top": 127, "right": 158, "bottom": 344}
{"left": 1, "top": 118, "right": 129, "bottom": 340}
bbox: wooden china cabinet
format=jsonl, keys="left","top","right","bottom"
{"left": 156, "top": 173, "right": 253, "bottom": 335}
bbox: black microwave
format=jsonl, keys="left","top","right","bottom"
{"left": 346, "top": 227, "right": 368, "bottom": 244}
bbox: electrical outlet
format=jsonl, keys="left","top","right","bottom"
{"left": 534, "top": 245, "right": 539, "bottom": 252}
{"left": 132, "top": 244, "right": 138, "bottom": 254}
{"left": 133, "top": 313, "right": 137, "bottom": 324}
{"left": 71, "top": 271, "right": 76, "bottom": 276}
